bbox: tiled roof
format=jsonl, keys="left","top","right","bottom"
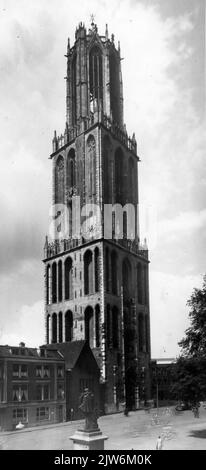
{"left": 0, "top": 344, "right": 63, "bottom": 360}
{"left": 44, "top": 341, "right": 99, "bottom": 370}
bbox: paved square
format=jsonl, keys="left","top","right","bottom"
{"left": 1, "top": 406, "right": 206, "bottom": 450}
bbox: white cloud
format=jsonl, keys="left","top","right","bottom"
{"left": 150, "top": 270, "right": 202, "bottom": 357}
{"left": 158, "top": 209, "right": 206, "bottom": 241}
{"left": 0, "top": 300, "right": 45, "bottom": 347}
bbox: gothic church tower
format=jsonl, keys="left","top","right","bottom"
{"left": 44, "top": 20, "right": 151, "bottom": 412}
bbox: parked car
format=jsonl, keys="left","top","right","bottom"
{"left": 175, "top": 402, "right": 192, "bottom": 411}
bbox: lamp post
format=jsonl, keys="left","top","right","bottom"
{"left": 156, "top": 381, "right": 159, "bottom": 413}
{"left": 153, "top": 367, "right": 159, "bottom": 413}
{"left": 140, "top": 366, "right": 146, "bottom": 407}
{"left": 113, "top": 365, "right": 117, "bottom": 408}
{"left": 134, "top": 358, "right": 139, "bottom": 409}
{"left": 120, "top": 286, "right": 126, "bottom": 404}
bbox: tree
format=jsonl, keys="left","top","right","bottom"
{"left": 172, "top": 276, "right": 206, "bottom": 403}
{"left": 179, "top": 275, "right": 206, "bottom": 357}
{"left": 171, "top": 356, "right": 206, "bottom": 404}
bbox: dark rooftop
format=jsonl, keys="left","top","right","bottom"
{"left": 44, "top": 341, "right": 99, "bottom": 370}
{"left": 0, "top": 344, "right": 63, "bottom": 360}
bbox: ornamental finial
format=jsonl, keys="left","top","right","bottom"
{"left": 90, "top": 13, "right": 95, "bottom": 26}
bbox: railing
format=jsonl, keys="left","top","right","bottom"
{"left": 44, "top": 236, "right": 96, "bottom": 259}
{"left": 102, "top": 114, "right": 137, "bottom": 154}
{"left": 44, "top": 235, "right": 148, "bottom": 260}
{"left": 112, "top": 238, "right": 148, "bottom": 259}
{"left": 52, "top": 111, "right": 137, "bottom": 155}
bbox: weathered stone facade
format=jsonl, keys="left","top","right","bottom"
{"left": 43, "top": 20, "right": 151, "bottom": 413}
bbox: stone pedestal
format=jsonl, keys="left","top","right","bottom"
{"left": 70, "top": 429, "right": 108, "bottom": 450}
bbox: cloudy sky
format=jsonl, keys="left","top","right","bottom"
{"left": 0, "top": 0, "right": 205, "bottom": 358}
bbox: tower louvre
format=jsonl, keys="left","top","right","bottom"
{"left": 43, "top": 20, "right": 151, "bottom": 412}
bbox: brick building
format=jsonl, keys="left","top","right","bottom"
{"left": 43, "top": 20, "right": 151, "bottom": 413}
{"left": 151, "top": 358, "right": 176, "bottom": 405}
{"left": 0, "top": 343, "right": 66, "bottom": 431}
{"left": 0, "top": 341, "right": 100, "bottom": 431}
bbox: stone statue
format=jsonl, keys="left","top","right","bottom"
{"left": 78, "top": 388, "right": 99, "bottom": 432}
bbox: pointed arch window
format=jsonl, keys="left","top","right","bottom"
{"left": 84, "top": 250, "right": 93, "bottom": 295}
{"left": 112, "top": 306, "right": 119, "bottom": 348}
{"left": 111, "top": 251, "right": 118, "bottom": 295}
{"left": 58, "top": 261, "right": 62, "bottom": 303}
{"left": 103, "top": 136, "right": 112, "bottom": 203}
{"left": 128, "top": 157, "right": 135, "bottom": 202}
{"left": 123, "top": 211, "right": 127, "bottom": 239}
{"left": 67, "top": 148, "right": 75, "bottom": 189}
{"left": 86, "top": 135, "right": 96, "bottom": 199}
{"left": 137, "top": 263, "right": 143, "bottom": 304}
{"left": 58, "top": 312, "right": 63, "bottom": 343}
{"left": 65, "top": 311, "right": 73, "bottom": 342}
{"left": 85, "top": 306, "right": 94, "bottom": 347}
{"left": 95, "top": 305, "right": 100, "bottom": 347}
{"left": 52, "top": 313, "right": 57, "bottom": 343}
{"left": 94, "top": 247, "right": 99, "bottom": 293}
{"left": 89, "top": 46, "right": 103, "bottom": 108}
{"left": 109, "top": 51, "right": 121, "bottom": 123}
{"left": 114, "top": 148, "right": 124, "bottom": 203}
{"left": 65, "top": 257, "right": 73, "bottom": 300}
{"left": 72, "top": 54, "right": 77, "bottom": 125}
{"left": 138, "top": 313, "right": 144, "bottom": 352}
{"left": 52, "top": 263, "right": 57, "bottom": 303}
{"left": 46, "top": 314, "right": 51, "bottom": 344}
{"left": 46, "top": 265, "right": 51, "bottom": 305}
{"left": 55, "top": 156, "right": 65, "bottom": 204}
{"left": 122, "top": 258, "right": 131, "bottom": 299}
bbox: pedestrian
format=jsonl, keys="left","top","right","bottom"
{"left": 124, "top": 404, "right": 129, "bottom": 416}
{"left": 156, "top": 436, "right": 163, "bottom": 450}
{"left": 70, "top": 408, "right": 74, "bottom": 421}
{"left": 194, "top": 404, "right": 199, "bottom": 418}
{"left": 124, "top": 408, "right": 129, "bottom": 416}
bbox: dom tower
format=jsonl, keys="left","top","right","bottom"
{"left": 44, "top": 20, "right": 151, "bottom": 413}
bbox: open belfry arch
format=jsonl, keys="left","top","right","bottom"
{"left": 43, "top": 19, "right": 151, "bottom": 412}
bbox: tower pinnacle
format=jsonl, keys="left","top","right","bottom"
{"left": 90, "top": 13, "right": 95, "bottom": 25}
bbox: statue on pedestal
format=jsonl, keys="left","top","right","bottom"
{"left": 79, "top": 388, "right": 99, "bottom": 432}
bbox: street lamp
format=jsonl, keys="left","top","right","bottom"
{"left": 113, "top": 365, "right": 117, "bottom": 408}
{"left": 156, "top": 381, "right": 159, "bottom": 413}
{"left": 140, "top": 366, "right": 146, "bottom": 407}
{"left": 153, "top": 367, "right": 159, "bottom": 413}
{"left": 133, "top": 358, "right": 139, "bottom": 409}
